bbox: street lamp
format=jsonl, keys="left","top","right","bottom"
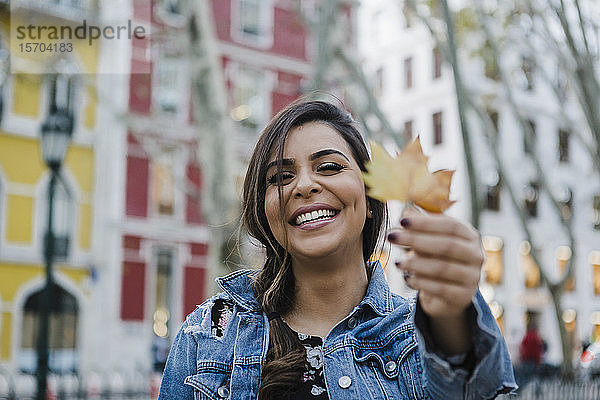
{"left": 37, "top": 106, "right": 73, "bottom": 400}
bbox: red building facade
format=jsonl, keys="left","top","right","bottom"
{"left": 120, "top": 0, "right": 313, "bottom": 368}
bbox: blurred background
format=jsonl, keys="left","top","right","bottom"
{"left": 0, "top": 0, "right": 599, "bottom": 398}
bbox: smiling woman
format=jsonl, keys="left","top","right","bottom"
{"left": 158, "top": 99, "right": 517, "bottom": 400}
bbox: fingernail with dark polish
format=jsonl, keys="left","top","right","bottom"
{"left": 387, "top": 233, "right": 398, "bottom": 241}
{"left": 400, "top": 218, "right": 411, "bottom": 228}
{"left": 403, "top": 271, "right": 412, "bottom": 281}
{"left": 395, "top": 261, "right": 402, "bottom": 269}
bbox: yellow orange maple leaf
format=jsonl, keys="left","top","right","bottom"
{"left": 362, "top": 137, "right": 456, "bottom": 213}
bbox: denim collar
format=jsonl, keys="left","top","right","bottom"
{"left": 358, "top": 261, "right": 394, "bottom": 316}
{"left": 216, "top": 261, "right": 394, "bottom": 315}
{"left": 216, "top": 269, "right": 262, "bottom": 311}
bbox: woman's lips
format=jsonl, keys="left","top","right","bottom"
{"left": 294, "top": 213, "right": 339, "bottom": 231}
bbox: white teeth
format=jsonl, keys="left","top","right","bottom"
{"left": 295, "top": 209, "right": 337, "bottom": 225}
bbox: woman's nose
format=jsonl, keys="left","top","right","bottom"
{"left": 294, "top": 171, "right": 322, "bottom": 198}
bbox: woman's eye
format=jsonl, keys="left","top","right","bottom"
{"left": 317, "top": 162, "right": 345, "bottom": 173}
{"left": 267, "top": 172, "right": 294, "bottom": 186}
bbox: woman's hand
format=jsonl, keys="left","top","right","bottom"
{"left": 387, "top": 208, "right": 483, "bottom": 318}
{"left": 387, "top": 208, "right": 484, "bottom": 354}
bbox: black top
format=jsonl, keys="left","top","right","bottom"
{"left": 294, "top": 332, "right": 328, "bottom": 399}
{"left": 210, "top": 299, "right": 329, "bottom": 399}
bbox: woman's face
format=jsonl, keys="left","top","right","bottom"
{"left": 264, "top": 121, "right": 368, "bottom": 262}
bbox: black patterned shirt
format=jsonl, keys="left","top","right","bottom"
{"left": 210, "top": 300, "right": 329, "bottom": 399}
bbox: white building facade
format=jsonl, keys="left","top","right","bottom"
{"left": 358, "top": 0, "right": 600, "bottom": 366}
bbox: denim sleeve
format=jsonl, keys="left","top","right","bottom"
{"left": 158, "top": 313, "right": 199, "bottom": 400}
{"left": 414, "top": 291, "right": 518, "bottom": 400}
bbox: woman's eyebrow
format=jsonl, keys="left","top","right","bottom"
{"left": 310, "top": 149, "right": 350, "bottom": 162}
{"left": 265, "top": 149, "right": 350, "bottom": 170}
{"left": 266, "top": 158, "right": 294, "bottom": 170}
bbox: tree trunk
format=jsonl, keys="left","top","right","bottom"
{"left": 187, "top": 0, "right": 241, "bottom": 293}
{"left": 548, "top": 286, "right": 575, "bottom": 379}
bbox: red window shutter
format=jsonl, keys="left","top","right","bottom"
{"left": 272, "top": 92, "right": 298, "bottom": 116}
{"left": 190, "top": 242, "right": 209, "bottom": 256}
{"left": 123, "top": 235, "right": 142, "bottom": 250}
{"left": 120, "top": 261, "right": 146, "bottom": 321}
{"left": 128, "top": 70, "right": 151, "bottom": 114}
{"left": 126, "top": 156, "right": 149, "bottom": 218}
{"left": 185, "top": 164, "right": 203, "bottom": 224}
{"left": 183, "top": 267, "right": 206, "bottom": 320}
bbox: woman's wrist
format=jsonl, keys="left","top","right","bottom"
{"left": 428, "top": 310, "right": 472, "bottom": 356}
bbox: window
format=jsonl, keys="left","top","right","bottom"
{"left": 155, "top": 0, "right": 186, "bottom": 26}
{"left": 483, "top": 236, "right": 503, "bottom": 285}
{"left": 374, "top": 67, "right": 384, "bottom": 98}
{"left": 520, "top": 241, "right": 540, "bottom": 288}
{"left": 403, "top": 119, "right": 413, "bottom": 144}
{"left": 240, "top": 0, "right": 261, "bottom": 36}
{"left": 592, "top": 251, "right": 600, "bottom": 295}
{"left": 523, "top": 119, "right": 536, "bottom": 155}
{"left": 151, "top": 148, "right": 176, "bottom": 217}
{"left": 20, "top": 283, "right": 79, "bottom": 373}
{"left": 557, "top": 187, "right": 573, "bottom": 221}
{"left": 153, "top": 248, "right": 174, "bottom": 338}
{"left": 233, "top": 0, "right": 273, "bottom": 45}
{"left": 159, "top": 0, "right": 183, "bottom": 15}
{"left": 487, "top": 109, "right": 499, "bottom": 139}
{"left": 152, "top": 248, "right": 174, "bottom": 370}
{"left": 154, "top": 53, "right": 187, "bottom": 118}
{"left": 521, "top": 56, "right": 535, "bottom": 91}
{"left": 591, "top": 311, "right": 600, "bottom": 342}
{"left": 482, "top": 41, "right": 499, "bottom": 81}
{"left": 484, "top": 170, "right": 501, "bottom": 211}
{"left": 404, "top": 57, "right": 413, "bottom": 89}
{"left": 432, "top": 47, "right": 442, "bottom": 80}
{"left": 555, "top": 66, "right": 568, "bottom": 104}
{"left": 594, "top": 195, "right": 600, "bottom": 230}
{"left": 562, "top": 309, "right": 577, "bottom": 352}
{"left": 524, "top": 180, "right": 539, "bottom": 218}
{"left": 432, "top": 111, "right": 443, "bottom": 145}
{"left": 556, "top": 246, "right": 574, "bottom": 291}
{"left": 489, "top": 301, "right": 504, "bottom": 334}
{"left": 230, "top": 64, "right": 266, "bottom": 130}
{"left": 558, "top": 129, "right": 570, "bottom": 162}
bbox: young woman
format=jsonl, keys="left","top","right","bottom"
{"left": 158, "top": 99, "right": 516, "bottom": 399}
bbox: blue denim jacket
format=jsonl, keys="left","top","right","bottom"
{"left": 159, "top": 263, "right": 516, "bottom": 399}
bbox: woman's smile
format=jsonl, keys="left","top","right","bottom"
{"left": 290, "top": 203, "right": 340, "bottom": 230}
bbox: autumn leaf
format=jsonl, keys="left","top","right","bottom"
{"left": 362, "top": 137, "right": 455, "bottom": 213}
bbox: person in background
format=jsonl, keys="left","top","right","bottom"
{"left": 518, "top": 313, "right": 545, "bottom": 385}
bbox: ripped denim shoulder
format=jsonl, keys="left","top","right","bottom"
{"left": 183, "top": 293, "right": 236, "bottom": 341}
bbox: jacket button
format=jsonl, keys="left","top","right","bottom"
{"left": 338, "top": 375, "right": 352, "bottom": 389}
{"left": 217, "top": 386, "right": 229, "bottom": 398}
{"left": 385, "top": 360, "right": 397, "bottom": 373}
{"left": 347, "top": 317, "right": 357, "bottom": 329}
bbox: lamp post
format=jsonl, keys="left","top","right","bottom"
{"left": 37, "top": 107, "right": 73, "bottom": 400}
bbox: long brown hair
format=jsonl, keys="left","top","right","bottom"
{"left": 241, "top": 99, "right": 387, "bottom": 398}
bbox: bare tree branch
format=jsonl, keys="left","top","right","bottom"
{"left": 438, "top": 0, "right": 481, "bottom": 228}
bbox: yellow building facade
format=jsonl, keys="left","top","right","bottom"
{"left": 0, "top": 3, "right": 98, "bottom": 370}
